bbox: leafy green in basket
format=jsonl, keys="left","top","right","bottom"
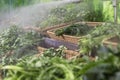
{"left": 42, "top": 46, "right": 67, "bottom": 58}
{"left": 55, "top": 23, "right": 93, "bottom": 36}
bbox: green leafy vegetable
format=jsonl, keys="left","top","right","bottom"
{"left": 42, "top": 46, "right": 66, "bottom": 58}
{"left": 55, "top": 23, "right": 93, "bottom": 36}
{"left": 79, "top": 22, "right": 120, "bottom": 56}
{"left": 0, "top": 25, "right": 43, "bottom": 56}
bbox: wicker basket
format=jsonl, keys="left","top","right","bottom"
{"left": 103, "top": 36, "right": 120, "bottom": 47}
{"left": 37, "top": 46, "right": 79, "bottom": 59}
{"left": 36, "top": 37, "right": 79, "bottom": 59}
{"left": 41, "top": 22, "right": 75, "bottom": 36}
{"left": 47, "top": 22, "right": 102, "bottom": 44}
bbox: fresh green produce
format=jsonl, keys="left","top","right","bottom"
{"left": 2, "top": 57, "right": 71, "bottom": 80}
{"left": 90, "top": 22, "right": 120, "bottom": 37}
{"left": 55, "top": 29, "right": 64, "bottom": 36}
{"left": 42, "top": 46, "right": 66, "bottom": 58}
{"left": 0, "top": 25, "right": 22, "bottom": 54}
{"left": 0, "top": 25, "right": 43, "bottom": 56}
{"left": 0, "top": 25, "right": 43, "bottom": 79}
{"left": 55, "top": 23, "right": 93, "bottom": 36}
{"left": 40, "top": 3, "right": 89, "bottom": 27}
{"left": 1, "top": 54, "right": 96, "bottom": 80}
{"left": 0, "top": 46, "right": 66, "bottom": 78}
{"left": 79, "top": 22, "right": 120, "bottom": 55}
{"left": 0, "top": 25, "right": 44, "bottom": 69}
{"left": 1, "top": 37, "right": 120, "bottom": 80}
{"left": 79, "top": 35, "right": 107, "bottom": 56}
{"left": 2, "top": 45, "right": 120, "bottom": 80}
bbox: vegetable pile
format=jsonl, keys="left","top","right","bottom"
{"left": 42, "top": 46, "right": 66, "bottom": 58}
{"left": 90, "top": 22, "right": 120, "bottom": 38}
{"left": 79, "top": 22, "right": 120, "bottom": 56}
{"left": 0, "top": 25, "right": 44, "bottom": 69}
{"left": 0, "top": 25, "right": 43, "bottom": 56}
{"left": 55, "top": 23, "right": 93, "bottom": 36}
{"left": 1, "top": 45, "right": 120, "bottom": 80}
{"left": 39, "top": 3, "right": 89, "bottom": 27}
{"left": 1, "top": 0, "right": 120, "bottom": 80}
{"left": 1, "top": 53, "right": 95, "bottom": 80}
{"left": 1, "top": 22, "right": 120, "bottom": 80}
